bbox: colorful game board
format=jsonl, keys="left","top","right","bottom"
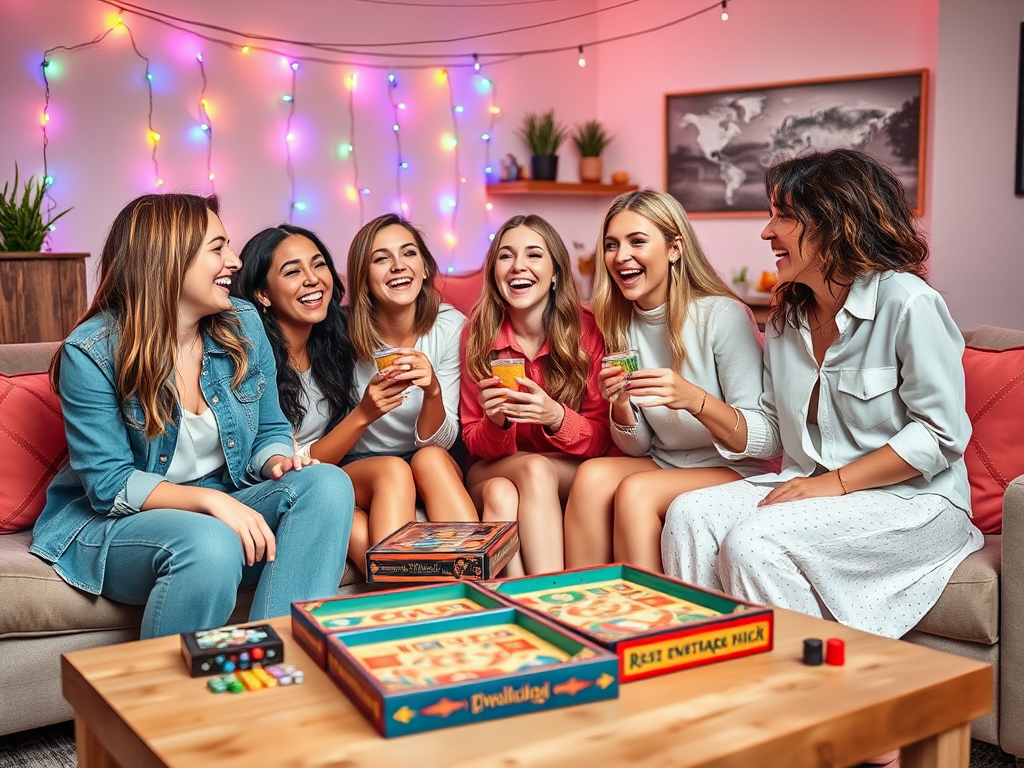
{"left": 484, "top": 564, "right": 774, "bottom": 683}
{"left": 366, "top": 521, "right": 519, "bottom": 582}
{"left": 292, "top": 582, "right": 510, "bottom": 668}
{"left": 327, "top": 608, "right": 619, "bottom": 737}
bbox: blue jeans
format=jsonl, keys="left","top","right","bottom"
{"left": 100, "top": 464, "right": 354, "bottom": 638}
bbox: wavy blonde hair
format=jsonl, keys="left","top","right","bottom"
{"left": 52, "top": 194, "right": 248, "bottom": 439}
{"left": 591, "top": 188, "right": 734, "bottom": 370}
{"left": 345, "top": 213, "right": 442, "bottom": 361}
{"left": 464, "top": 215, "right": 590, "bottom": 410}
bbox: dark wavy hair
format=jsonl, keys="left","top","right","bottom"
{"left": 234, "top": 225, "right": 358, "bottom": 431}
{"left": 764, "top": 148, "right": 929, "bottom": 332}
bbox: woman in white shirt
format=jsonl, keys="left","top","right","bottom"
{"left": 662, "top": 149, "right": 984, "bottom": 643}
{"left": 563, "top": 188, "right": 774, "bottom": 572}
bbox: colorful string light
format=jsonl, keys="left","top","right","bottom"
{"left": 284, "top": 60, "right": 299, "bottom": 222}
{"left": 196, "top": 52, "right": 215, "bottom": 193}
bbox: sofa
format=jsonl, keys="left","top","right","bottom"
{"left": 1, "top": 326, "right": 1021, "bottom": 760}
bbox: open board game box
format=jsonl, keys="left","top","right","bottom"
{"left": 324, "top": 606, "right": 619, "bottom": 737}
{"left": 482, "top": 564, "right": 774, "bottom": 682}
{"left": 365, "top": 521, "right": 519, "bottom": 583}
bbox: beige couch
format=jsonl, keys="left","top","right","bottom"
{"left": 1, "top": 330, "right": 1021, "bottom": 760}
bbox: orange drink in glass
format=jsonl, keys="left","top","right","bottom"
{"left": 373, "top": 347, "right": 401, "bottom": 372}
{"left": 490, "top": 358, "right": 526, "bottom": 391}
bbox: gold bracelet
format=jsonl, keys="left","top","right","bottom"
{"left": 692, "top": 389, "right": 708, "bottom": 416}
{"left": 721, "top": 406, "right": 742, "bottom": 442}
{"left": 836, "top": 468, "right": 850, "bottom": 495}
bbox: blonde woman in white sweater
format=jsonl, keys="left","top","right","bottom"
{"left": 563, "top": 188, "right": 775, "bottom": 572}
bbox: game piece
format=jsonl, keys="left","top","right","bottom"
{"left": 207, "top": 677, "right": 229, "bottom": 693}
{"left": 826, "top": 638, "right": 845, "bottom": 666}
{"left": 292, "top": 582, "right": 511, "bottom": 668}
{"left": 803, "top": 638, "right": 823, "bottom": 666}
{"left": 226, "top": 678, "right": 245, "bottom": 694}
{"left": 365, "top": 521, "right": 519, "bottom": 583}
{"left": 326, "top": 607, "right": 618, "bottom": 737}
{"left": 180, "top": 623, "right": 284, "bottom": 677}
{"left": 236, "top": 669, "right": 264, "bottom": 691}
{"left": 251, "top": 667, "right": 277, "bottom": 687}
{"left": 485, "top": 564, "right": 774, "bottom": 683}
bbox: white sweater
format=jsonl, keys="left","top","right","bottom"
{"left": 611, "top": 295, "right": 774, "bottom": 476}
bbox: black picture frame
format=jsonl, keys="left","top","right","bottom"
{"left": 665, "top": 70, "right": 927, "bottom": 217}
{"left": 1016, "top": 22, "right": 1024, "bottom": 195}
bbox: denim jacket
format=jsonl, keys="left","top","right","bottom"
{"left": 30, "top": 298, "right": 295, "bottom": 594}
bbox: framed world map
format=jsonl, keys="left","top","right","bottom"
{"left": 665, "top": 70, "right": 927, "bottom": 217}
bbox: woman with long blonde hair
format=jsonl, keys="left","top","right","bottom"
{"left": 30, "top": 194, "right": 354, "bottom": 638}
{"left": 461, "top": 214, "right": 609, "bottom": 576}
{"left": 563, "top": 188, "right": 773, "bottom": 572}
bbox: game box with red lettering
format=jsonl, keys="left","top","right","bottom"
{"left": 325, "top": 606, "right": 619, "bottom": 737}
{"left": 365, "top": 521, "right": 519, "bottom": 583}
{"left": 291, "top": 582, "right": 512, "bottom": 668}
{"left": 482, "top": 564, "right": 773, "bottom": 683}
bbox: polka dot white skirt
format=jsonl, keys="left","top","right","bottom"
{"left": 661, "top": 480, "right": 984, "bottom": 638}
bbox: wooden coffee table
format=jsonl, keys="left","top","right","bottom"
{"left": 63, "top": 608, "right": 990, "bottom": 768}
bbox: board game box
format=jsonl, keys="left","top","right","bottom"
{"left": 291, "top": 582, "right": 512, "bottom": 668}
{"left": 365, "top": 521, "right": 519, "bottom": 583}
{"left": 482, "top": 564, "right": 774, "bottom": 683}
{"left": 325, "top": 607, "right": 619, "bottom": 737}
{"left": 180, "top": 623, "right": 284, "bottom": 677}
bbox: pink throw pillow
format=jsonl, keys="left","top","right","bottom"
{"left": 962, "top": 346, "right": 1024, "bottom": 534}
{"left": 0, "top": 373, "right": 67, "bottom": 533}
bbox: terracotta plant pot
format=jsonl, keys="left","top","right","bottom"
{"left": 579, "top": 157, "right": 603, "bottom": 183}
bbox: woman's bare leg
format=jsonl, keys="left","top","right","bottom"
{"left": 563, "top": 456, "right": 659, "bottom": 568}
{"left": 410, "top": 446, "right": 478, "bottom": 522}
{"left": 613, "top": 466, "right": 742, "bottom": 573}
{"left": 468, "top": 454, "right": 585, "bottom": 575}
{"left": 343, "top": 456, "right": 417, "bottom": 545}
{"left": 346, "top": 508, "right": 370, "bottom": 575}
{"left": 467, "top": 472, "right": 524, "bottom": 577}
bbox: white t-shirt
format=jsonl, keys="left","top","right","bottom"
{"left": 294, "top": 367, "right": 331, "bottom": 450}
{"left": 165, "top": 407, "right": 226, "bottom": 484}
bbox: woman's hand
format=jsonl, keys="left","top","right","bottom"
{"left": 499, "top": 378, "right": 565, "bottom": 432}
{"left": 599, "top": 364, "right": 630, "bottom": 403}
{"left": 265, "top": 453, "right": 320, "bottom": 480}
{"left": 625, "top": 368, "right": 705, "bottom": 412}
{"left": 757, "top": 473, "right": 845, "bottom": 507}
{"left": 356, "top": 372, "right": 409, "bottom": 422}
{"left": 200, "top": 489, "right": 276, "bottom": 566}
{"left": 477, "top": 376, "right": 511, "bottom": 428}
{"left": 385, "top": 348, "right": 440, "bottom": 397}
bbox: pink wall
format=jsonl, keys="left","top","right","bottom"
{"left": 0, "top": 0, "right": 1020, "bottom": 327}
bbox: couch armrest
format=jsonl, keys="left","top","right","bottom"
{"left": 1000, "top": 474, "right": 1024, "bottom": 756}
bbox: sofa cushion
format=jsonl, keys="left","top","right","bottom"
{"left": 0, "top": 373, "right": 68, "bottom": 533}
{"left": 437, "top": 270, "right": 483, "bottom": 317}
{"left": 963, "top": 345, "right": 1024, "bottom": 534}
{"left": 910, "top": 534, "right": 1000, "bottom": 645}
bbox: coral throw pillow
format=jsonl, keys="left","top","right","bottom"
{"left": 962, "top": 346, "right": 1024, "bottom": 534}
{"left": 438, "top": 271, "right": 484, "bottom": 317}
{"left": 0, "top": 373, "right": 67, "bottom": 533}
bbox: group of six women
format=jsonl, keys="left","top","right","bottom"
{"left": 31, "top": 150, "right": 983, "bottom": 660}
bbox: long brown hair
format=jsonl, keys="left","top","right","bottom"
{"left": 51, "top": 194, "right": 248, "bottom": 438}
{"left": 345, "top": 213, "right": 441, "bottom": 361}
{"left": 591, "top": 188, "right": 734, "bottom": 370}
{"left": 764, "top": 148, "right": 929, "bottom": 333}
{"left": 464, "top": 214, "right": 590, "bottom": 410}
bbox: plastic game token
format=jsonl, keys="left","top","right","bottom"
{"left": 207, "top": 677, "right": 228, "bottom": 693}
{"left": 226, "top": 679, "right": 245, "bottom": 694}
{"left": 802, "top": 638, "right": 823, "bottom": 666}
{"left": 825, "top": 638, "right": 845, "bottom": 666}
{"left": 252, "top": 667, "right": 277, "bottom": 687}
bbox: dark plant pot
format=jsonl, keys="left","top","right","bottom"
{"left": 531, "top": 155, "right": 559, "bottom": 182}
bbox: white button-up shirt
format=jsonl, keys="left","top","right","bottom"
{"left": 731, "top": 270, "right": 972, "bottom": 513}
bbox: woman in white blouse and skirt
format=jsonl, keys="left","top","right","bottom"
{"left": 661, "top": 149, "right": 984, "bottom": 652}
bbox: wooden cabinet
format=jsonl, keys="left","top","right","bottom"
{"left": 0, "top": 252, "right": 88, "bottom": 343}
{"left": 486, "top": 181, "right": 639, "bottom": 196}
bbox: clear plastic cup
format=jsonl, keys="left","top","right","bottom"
{"left": 490, "top": 357, "right": 527, "bottom": 391}
{"left": 602, "top": 349, "right": 639, "bottom": 374}
{"left": 373, "top": 346, "right": 401, "bottom": 372}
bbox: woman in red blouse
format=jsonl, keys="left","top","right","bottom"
{"left": 461, "top": 214, "right": 609, "bottom": 576}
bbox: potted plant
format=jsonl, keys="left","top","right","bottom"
{"left": 0, "top": 164, "right": 72, "bottom": 252}
{"left": 571, "top": 120, "right": 613, "bottom": 183}
{"left": 517, "top": 110, "right": 567, "bottom": 182}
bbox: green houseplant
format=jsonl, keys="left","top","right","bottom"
{"left": 571, "top": 120, "right": 614, "bottom": 183}
{"left": 0, "top": 164, "right": 72, "bottom": 251}
{"left": 517, "top": 110, "right": 568, "bottom": 182}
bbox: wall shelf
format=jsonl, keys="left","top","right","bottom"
{"left": 486, "top": 181, "right": 639, "bottom": 196}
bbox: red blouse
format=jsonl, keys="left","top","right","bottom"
{"left": 460, "top": 307, "right": 610, "bottom": 461}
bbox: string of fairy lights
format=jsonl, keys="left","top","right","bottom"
{"left": 36, "top": 0, "right": 732, "bottom": 263}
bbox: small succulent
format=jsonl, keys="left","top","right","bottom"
{"left": 0, "top": 165, "right": 72, "bottom": 251}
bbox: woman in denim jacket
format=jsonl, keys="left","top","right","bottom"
{"left": 660, "top": 150, "right": 983, "bottom": 649}
{"left": 30, "top": 193, "right": 355, "bottom": 639}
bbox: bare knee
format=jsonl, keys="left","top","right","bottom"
{"left": 479, "top": 477, "right": 519, "bottom": 521}
{"left": 409, "top": 445, "right": 448, "bottom": 476}
{"left": 369, "top": 456, "right": 416, "bottom": 495}
{"left": 509, "top": 453, "right": 558, "bottom": 490}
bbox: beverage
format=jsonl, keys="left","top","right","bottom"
{"left": 373, "top": 347, "right": 401, "bottom": 372}
{"left": 602, "top": 350, "right": 639, "bottom": 374}
{"left": 490, "top": 358, "right": 527, "bottom": 391}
